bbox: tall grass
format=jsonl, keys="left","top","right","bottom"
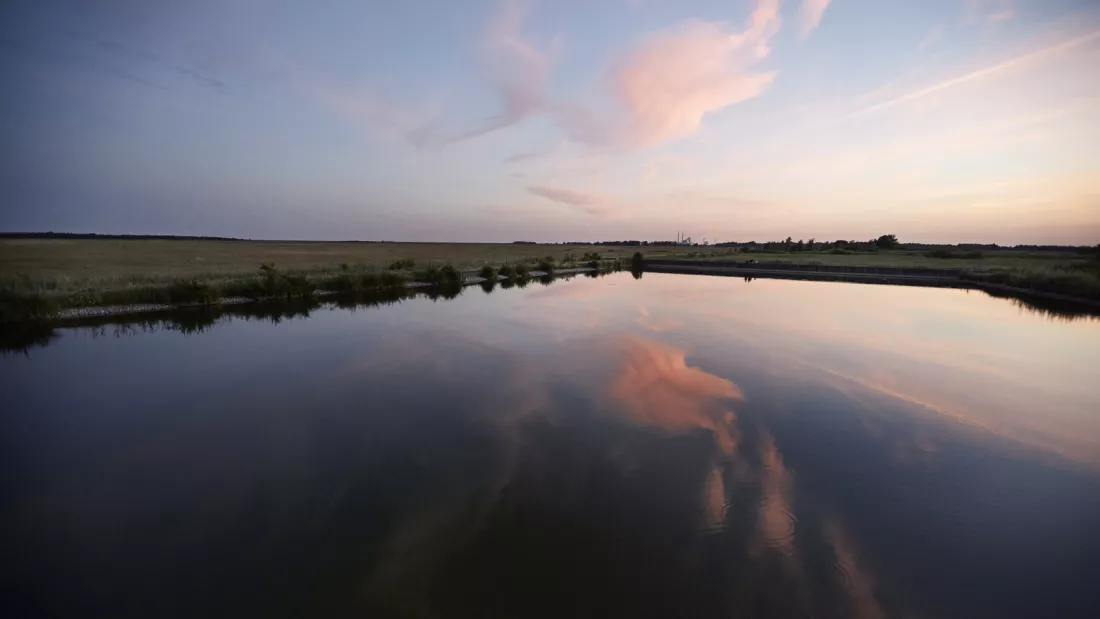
{"left": 963, "top": 267, "right": 1100, "bottom": 301}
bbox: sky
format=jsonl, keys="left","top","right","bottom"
{"left": 1, "top": 0, "right": 1098, "bottom": 244}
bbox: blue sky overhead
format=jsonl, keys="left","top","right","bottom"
{"left": 2, "top": 0, "right": 1098, "bottom": 243}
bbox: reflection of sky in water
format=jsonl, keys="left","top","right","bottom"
{"left": 4, "top": 273, "right": 1100, "bottom": 618}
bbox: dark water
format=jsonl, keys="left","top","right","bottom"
{"left": 5, "top": 273, "right": 1100, "bottom": 618}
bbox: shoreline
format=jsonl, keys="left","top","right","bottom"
{"left": 33, "top": 267, "right": 598, "bottom": 322}
{"left": 642, "top": 260, "right": 1100, "bottom": 308}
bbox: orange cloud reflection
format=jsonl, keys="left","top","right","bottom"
{"left": 609, "top": 335, "right": 742, "bottom": 454}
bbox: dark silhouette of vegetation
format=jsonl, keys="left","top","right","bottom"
{"left": 245, "top": 263, "right": 313, "bottom": 299}
{"left": 0, "top": 290, "right": 61, "bottom": 322}
{"left": 167, "top": 279, "right": 221, "bottom": 304}
{"left": 0, "top": 231, "right": 247, "bottom": 241}
{"left": 479, "top": 265, "right": 496, "bottom": 279}
{"left": 631, "top": 252, "right": 645, "bottom": 271}
{"left": 414, "top": 263, "right": 462, "bottom": 285}
{"left": 963, "top": 267, "right": 1100, "bottom": 302}
{"left": 926, "top": 249, "right": 983, "bottom": 259}
{"left": 537, "top": 259, "right": 555, "bottom": 274}
{"left": 389, "top": 258, "right": 416, "bottom": 270}
{"left": 876, "top": 234, "right": 900, "bottom": 249}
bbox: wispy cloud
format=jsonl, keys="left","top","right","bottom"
{"left": 281, "top": 59, "right": 438, "bottom": 146}
{"left": 448, "top": 0, "right": 551, "bottom": 145}
{"left": 642, "top": 154, "right": 694, "bottom": 182}
{"left": 844, "top": 28, "right": 1100, "bottom": 119}
{"left": 526, "top": 185, "right": 611, "bottom": 216}
{"left": 917, "top": 25, "right": 944, "bottom": 51}
{"left": 798, "top": 0, "right": 832, "bottom": 38}
{"left": 965, "top": 0, "right": 1016, "bottom": 24}
{"left": 450, "top": 0, "right": 787, "bottom": 151}
{"left": 90, "top": 34, "right": 231, "bottom": 94}
{"left": 504, "top": 151, "right": 542, "bottom": 163}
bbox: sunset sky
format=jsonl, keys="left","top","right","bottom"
{"left": 2, "top": 0, "right": 1098, "bottom": 244}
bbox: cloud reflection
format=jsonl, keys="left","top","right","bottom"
{"left": 754, "top": 429, "right": 798, "bottom": 557}
{"left": 609, "top": 335, "right": 742, "bottom": 455}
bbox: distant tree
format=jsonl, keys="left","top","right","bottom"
{"left": 807, "top": 238, "right": 815, "bottom": 251}
{"left": 795, "top": 239, "right": 804, "bottom": 252}
{"left": 875, "top": 234, "right": 899, "bottom": 249}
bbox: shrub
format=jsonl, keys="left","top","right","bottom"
{"left": 380, "top": 271, "right": 410, "bottom": 287}
{"left": 416, "top": 264, "right": 461, "bottom": 285}
{"left": 359, "top": 272, "right": 382, "bottom": 290}
{"left": 515, "top": 263, "right": 530, "bottom": 277}
{"left": 498, "top": 264, "right": 517, "bottom": 279}
{"left": 0, "top": 291, "right": 61, "bottom": 322}
{"left": 439, "top": 264, "right": 462, "bottom": 284}
{"left": 248, "top": 263, "right": 314, "bottom": 299}
{"left": 631, "top": 252, "right": 644, "bottom": 271}
{"left": 479, "top": 265, "right": 495, "bottom": 279}
{"left": 415, "top": 264, "right": 441, "bottom": 283}
{"left": 537, "top": 259, "right": 555, "bottom": 274}
{"left": 389, "top": 258, "right": 416, "bottom": 270}
{"left": 167, "top": 279, "right": 221, "bottom": 305}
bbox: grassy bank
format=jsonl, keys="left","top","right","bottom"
{"left": 0, "top": 239, "right": 624, "bottom": 320}
{"left": 648, "top": 248, "right": 1100, "bottom": 303}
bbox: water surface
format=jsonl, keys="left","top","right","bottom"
{"left": 6, "top": 273, "right": 1100, "bottom": 618}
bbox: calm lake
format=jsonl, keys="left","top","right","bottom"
{"left": 5, "top": 272, "right": 1100, "bottom": 618}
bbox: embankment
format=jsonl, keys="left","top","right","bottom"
{"left": 642, "top": 259, "right": 1100, "bottom": 308}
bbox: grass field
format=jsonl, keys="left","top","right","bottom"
{"left": 641, "top": 247, "right": 1094, "bottom": 270}
{"left": 0, "top": 239, "right": 634, "bottom": 292}
{"left": 0, "top": 239, "right": 633, "bottom": 318}
{"left": 1, "top": 238, "right": 1097, "bottom": 318}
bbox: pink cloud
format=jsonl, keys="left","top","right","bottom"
{"left": 602, "top": 0, "right": 781, "bottom": 148}
{"left": 526, "top": 185, "right": 611, "bottom": 216}
{"left": 452, "top": 0, "right": 786, "bottom": 151}
{"left": 799, "top": 0, "right": 832, "bottom": 38}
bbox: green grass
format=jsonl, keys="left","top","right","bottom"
{"left": 0, "top": 239, "right": 627, "bottom": 293}
{"left": 652, "top": 248, "right": 1100, "bottom": 302}
{"left": 0, "top": 239, "right": 641, "bottom": 320}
